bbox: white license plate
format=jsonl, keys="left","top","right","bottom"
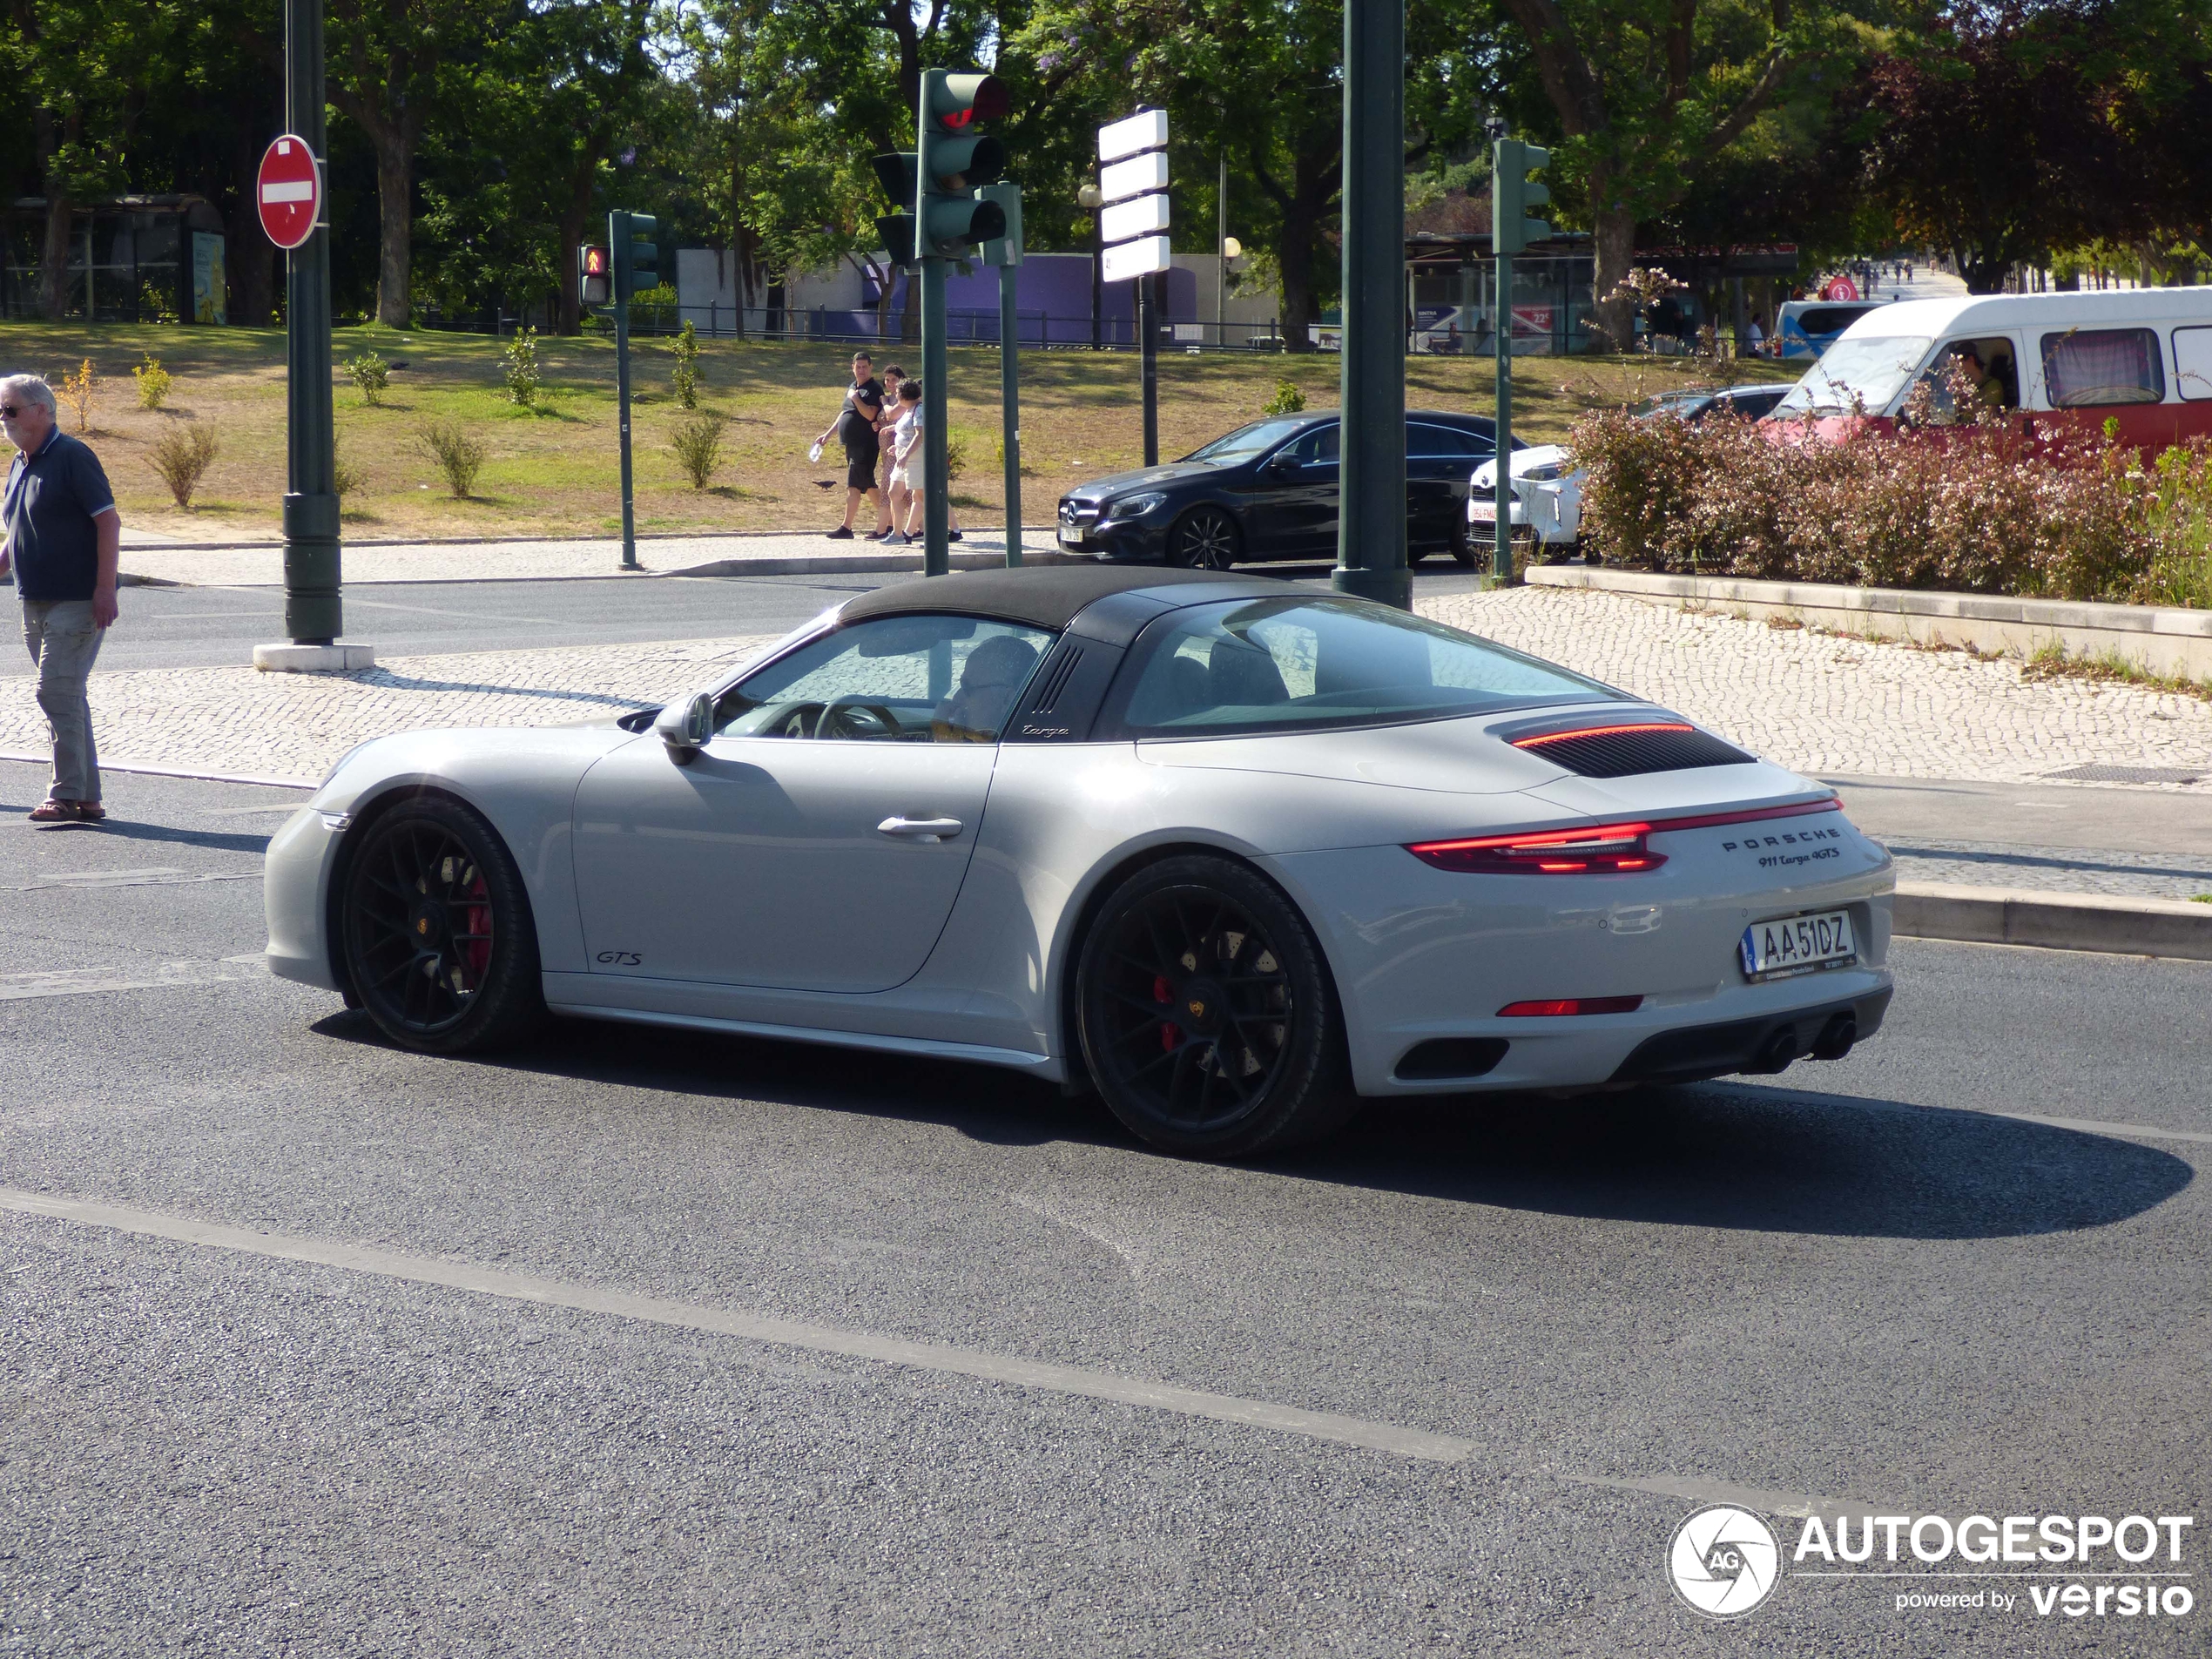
{"left": 1468, "top": 501, "right": 1496, "bottom": 522}
{"left": 1058, "top": 524, "right": 1085, "bottom": 545}
{"left": 1741, "top": 909, "right": 1856, "bottom": 981}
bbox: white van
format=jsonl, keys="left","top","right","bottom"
{"left": 1770, "top": 287, "right": 2212, "bottom": 446}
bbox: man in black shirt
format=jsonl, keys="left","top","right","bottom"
{"left": 0, "top": 374, "right": 118, "bottom": 822}
{"left": 814, "top": 351, "right": 884, "bottom": 540}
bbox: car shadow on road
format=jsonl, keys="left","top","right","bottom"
{"left": 314, "top": 1012, "right": 2190, "bottom": 1240}
{"left": 311, "top": 1009, "right": 1125, "bottom": 1152}
{"left": 1318, "top": 1081, "right": 2193, "bottom": 1240}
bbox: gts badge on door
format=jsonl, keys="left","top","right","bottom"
{"left": 595, "top": 950, "right": 643, "bottom": 967}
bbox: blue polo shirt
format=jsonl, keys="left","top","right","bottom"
{"left": 3, "top": 428, "right": 116, "bottom": 602}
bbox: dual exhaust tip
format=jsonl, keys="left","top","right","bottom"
{"left": 1746, "top": 1012, "right": 1858, "bottom": 1076}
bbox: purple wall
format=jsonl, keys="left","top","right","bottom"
{"left": 847, "top": 253, "right": 1202, "bottom": 347}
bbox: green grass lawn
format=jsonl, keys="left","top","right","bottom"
{"left": 0, "top": 321, "right": 1792, "bottom": 540}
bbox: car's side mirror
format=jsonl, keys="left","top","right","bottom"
{"left": 654, "top": 691, "right": 714, "bottom": 765}
{"left": 1266, "top": 453, "right": 1300, "bottom": 475}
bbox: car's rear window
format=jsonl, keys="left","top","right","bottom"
{"left": 1116, "top": 597, "right": 1608, "bottom": 738}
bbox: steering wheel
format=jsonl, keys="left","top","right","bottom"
{"left": 771, "top": 702, "right": 825, "bottom": 738}
{"left": 816, "top": 698, "right": 905, "bottom": 740}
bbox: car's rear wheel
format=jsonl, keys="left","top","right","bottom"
{"left": 1076, "top": 855, "right": 1352, "bottom": 1157}
{"left": 1448, "top": 513, "right": 1479, "bottom": 566}
{"left": 340, "top": 795, "right": 546, "bottom": 1054}
{"left": 1168, "top": 507, "right": 1240, "bottom": 570}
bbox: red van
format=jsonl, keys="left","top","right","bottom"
{"left": 1768, "top": 288, "right": 2212, "bottom": 448}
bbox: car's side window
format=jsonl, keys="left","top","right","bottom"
{"left": 713, "top": 615, "right": 1055, "bottom": 744}
{"left": 1408, "top": 422, "right": 1482, "bottom": 459}
{"left": 2040, "top": 327, "right": 2167, "bottom": 408}
{"left": 1279, "top": 424, "right": 1339, "bottom": 467}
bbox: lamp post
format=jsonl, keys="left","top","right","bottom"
{"left": 1078, "top": 183, "right": 1103, "bottom": 349}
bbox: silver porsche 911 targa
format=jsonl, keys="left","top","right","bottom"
{"left": 266, "top": 565, "right": 1894, "bottom": 1157}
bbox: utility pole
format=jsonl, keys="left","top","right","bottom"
{"left": 1139, "top": 271, "right": 1158, "bottom": 466}
{"left": 1332, "top": 0, "right": 1410, "bottom": 610}
{"left": 274, "top": 0, "right": 346, "bottom": 661}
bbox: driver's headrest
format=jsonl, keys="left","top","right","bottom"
{"left": 960, "top": 633, "right": 1041, "bottom": 690}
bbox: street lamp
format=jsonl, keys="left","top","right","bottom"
{"left": 1078, "top": 182, "right": 1103, "bottom": 349}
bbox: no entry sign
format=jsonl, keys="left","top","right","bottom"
{"left": 257, "top": 134, "right": 321, "bottom": 250}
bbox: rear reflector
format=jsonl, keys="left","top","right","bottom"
{"left": 1497, "top": 996, "right": 1644, "bottom": 1017}
{"left": 1406, "top": 797, "right": 1841, "bottom": 875}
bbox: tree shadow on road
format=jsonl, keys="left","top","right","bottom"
{"left": 312, "top": 1011, "right": 2190, "bottom": 1240}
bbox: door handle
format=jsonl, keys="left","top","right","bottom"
{"left": 877, "top": 815, "right": 963, "bottom": 843}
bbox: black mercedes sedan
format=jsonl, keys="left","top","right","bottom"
{"left": 1054, "top": 410, "right": 1526, "bottom": 568}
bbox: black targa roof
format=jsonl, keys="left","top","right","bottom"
{"left": 835, "top": 565, "right": 1285, "bottom": 633}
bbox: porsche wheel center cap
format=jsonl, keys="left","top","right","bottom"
{"left": 1177, "top": 977, "right": 1226, "bottom": 1036}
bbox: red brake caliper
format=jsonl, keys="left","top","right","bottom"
{"left": 462, "top": 874, "right": 492, "bottom": 982}
{"left": 1154, "top": 974, "right": 1176, "bottom": 1052}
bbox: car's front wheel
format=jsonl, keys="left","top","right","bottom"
{"left": 1076, "top": 855, "right": 1352, "bottom": 1158}
{"left": 1167, "top": 507, "right": 1240, "bottom": 570}
{"left": 339, "top": 795, "right": 546, "bottom": 1054}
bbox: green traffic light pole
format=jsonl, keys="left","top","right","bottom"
{"left": 611, "top": 208, "right": 641, "bottom": 573}
{"left": 282, "top": 0, "right": 341, "bottom": 645}
{"left": 981, "top": 182, "right": 1025, "bottom": 568}
{"left": 1493, "top": 243, "right": 1514, "bottom": 582}
{"left": 917, "top": 73, "right": 954, "bottom": 579}
{"left": 1332, "top": 0, "right": 1411, "bottom": 611}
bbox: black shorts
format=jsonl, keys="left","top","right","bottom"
{"left": 845, "top": 450, "right": 879, "bottom": 490}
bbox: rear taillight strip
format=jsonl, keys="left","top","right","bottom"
{"left": 1511, "top": 721, "right": 1695, "bottom": 749}
{"left": 1406, "top": 796, "right": 1838, "bottom": 875}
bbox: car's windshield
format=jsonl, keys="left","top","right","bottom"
{"left": 1774, "top": 336, "right": 1933, "bottom": 417}
{"left": 1629, "top": 391, "right": 1710, "bottom": 419}
{"left": 1119, "top": 597, "right": 1608, "bottom": 737}
{"left": 1183, "top": 419, "right": 1312, "bottom": 465}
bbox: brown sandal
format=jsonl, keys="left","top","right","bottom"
{"left": 28, "top": 799, "right": 77, "bottom": 822}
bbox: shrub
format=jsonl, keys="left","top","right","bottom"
{"left": 1570, "top": 388, "right": 2193, "bottom": 605}
{"left": 139, "top": 281, "right": 179, "bottom": 325}
{"left": 1261, "top": 377, "right": 1306, "bottom": 415}
{"left": 147, "top": 423, "right": 219, "bottom": 507}
{"left": 415, "top": 419, "right": 488, "bottom": 497}
{"left": 945, "top": 425, "right": 980, "bottom": 482}
{"left": 502, "top": 327, "right": 542, "bottom": 408}
{"left": 58, "top": 359, "right": 96, "bottom": 431}
{"left": 132, "top": 354, "right": 172, "bottom": 411}
{"left": 333, "top": 443, "right": 363, "bottom": 502}
{"left": 669, "top": 412, "right": 727, "bottom": 489}
{"left": 671, "top": 320, "right": 701, "bottom": 409}
{"left": 346, "top": 352, "right": 391, "bottom": 405}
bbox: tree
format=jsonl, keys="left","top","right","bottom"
{"left": 1868, "top": 0, "right": 2212, "bottom": 292}
{"left": 326, "top": 0, "right": 484, "bottom": 326}
{"left": 1492, "top": 0, "right": 1870, "bottom": 346}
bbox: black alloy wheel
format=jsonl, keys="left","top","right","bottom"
{"left": 1168, "top": 507, "right": 1240, "bottom": 571}
{"left": 1447, "top": 512, "right": 1480, "bottom": 567}
{"left": 1076, "top": 855, "right": 1352, "bottom": 1157}
{"left": 340, "top": 794, "right": 546, "bottom": 1054}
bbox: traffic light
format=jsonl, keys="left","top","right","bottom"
{"left": 578, "top": 244, "right": 610, "bottom": 306}
{"left": 871, "top": 152, "right": 920, "bottom": 270}
{"left": 917, "top": 71, "right": 1008, "bottom": 257}
{"left": 1492, "top": 139, "right": 1550, "bottom": 255}
{"left": 610, "top": 210, "right": 659, "bottom": 300}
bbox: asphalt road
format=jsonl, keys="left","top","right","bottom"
{"left": 2, "top": 761, "right": 2204, "bottom": 1656}
{"left": 94, "top": 565, "right": 1496, "bottom": 671}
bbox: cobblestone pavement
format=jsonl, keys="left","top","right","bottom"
{"left": 4, "top": 588, "right": 2209, "bottom": 901}
{"left": 115, "top": 529, "right": 1038, "bottom": 586}
{"left": 1426, "top": 587, "right": 2212, "bottom": 789}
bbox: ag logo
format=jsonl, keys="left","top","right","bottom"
{"left": 1669, "top": 1505, "right": 1780, "bottom": 1619}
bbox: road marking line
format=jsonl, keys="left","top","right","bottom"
{"left": 1561, "top": 1473, "right": 1887, "bottom": 1521}
{"left": 0, "top": 1188, "right": 1480, "bottom": 1465}
{"left": 0, "top": 959, "right": 266, "bottom": 1001}
{"left": 1987, "top": 1110, "right": 2212, "bottom": 1147}
{"left": 9, "top": 868, "right": 262, "bottom": 892}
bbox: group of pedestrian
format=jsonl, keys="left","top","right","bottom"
{"left": 0, "top": 372, "right": 117, "bottom": 825}
{"left": 815, "top": 351, "right": 960, "bottom": 546}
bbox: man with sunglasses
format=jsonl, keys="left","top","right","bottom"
{"left": 0, "top": 374, "right": 119, "bottom": 823}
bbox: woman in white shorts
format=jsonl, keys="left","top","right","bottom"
{"left": 883, "top": 380, "right": 926, "bottom": 544}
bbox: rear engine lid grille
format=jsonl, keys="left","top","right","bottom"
{"left": 1507, "top": 719, "right": 1752, "bottom": 779}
